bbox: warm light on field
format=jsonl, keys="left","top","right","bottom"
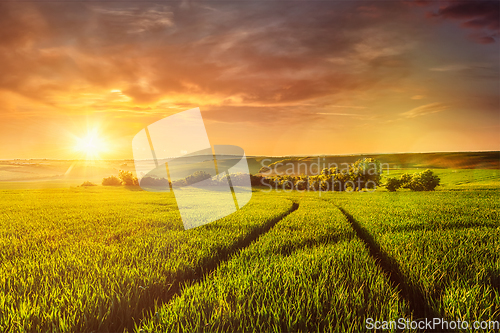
{"left": 74, "top": 131, "right": 108, "bottom": 159}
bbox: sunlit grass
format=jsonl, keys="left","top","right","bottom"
{"left": 0, "top": 168, "right": 498, "bottom": 332}
{"left": 0, "top": 188, "right": 293, "bottom": 332}
{"left": 323, "top": 189, "right": 500, "bottom": 324}
{"left": 139, "top": 199, "right": 408, "bottom": 333}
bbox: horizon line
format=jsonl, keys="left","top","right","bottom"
{"left": 1, "top": 149, "right": 499, "bottom": 161}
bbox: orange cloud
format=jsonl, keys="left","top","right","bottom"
{"left": 0, "top": 1, "right": 498, "bottom": 158}
{"left": 401, "top": 103, "right": 450, "bottom": 118}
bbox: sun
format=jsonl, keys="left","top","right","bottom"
{"left": 74, "top": 130, "right": 108, "bottom": 159}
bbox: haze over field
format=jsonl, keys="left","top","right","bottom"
{"left": 1, "top": 151, "right": 498, "bottom": 187}
{"left": 0, "top": 1, "right": 498, "bottom": 159}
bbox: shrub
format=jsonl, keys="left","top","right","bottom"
{"left": 80, "top": 181, "right": 97, "bottom": 187}
{"left": 408, "top": 169, "right": 440, "bottom": 191}
{"left": 139, "top": 176, "right": 169, "bottom": 187}
{"left": 102, "top": 176, "right": 122, "bottom": 186}
{"left": 229, "top": 173, "right": 251, "bottom": 186}
{"left": 399, "top": 173, "right": 412, "bottom": 189}
{"left": 385, "top": 178, "right": 400, "bottom": 192}
{"left": 118, "top": 170, "right": 139, "bottom": 186}
{"left": 184, "top": 171, "right": 212, "bottom": 186}
{"left": 250, "top": 174, "right": 264, "bottom": 186}
{"left": 171, "top": 179, "right": 188, "bottom": 187}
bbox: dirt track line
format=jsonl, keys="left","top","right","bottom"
{"left": 336, "top": 206, "right": 456, "bottom": 333}
{"left": 124, "top": 201, "right": 300, "bottom": 332}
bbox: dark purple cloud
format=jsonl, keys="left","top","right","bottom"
{"left": 0, "top": 0, "right": 497, "bottom": 124}
{"left": 430, "top": 1, "right": 499, "bottom": 44}
{"left": 0, "top": 1, "right": 420, "bottom": 107}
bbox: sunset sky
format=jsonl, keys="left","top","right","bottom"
{"left": 0, "top": 0, "right": 498, "bottom": 159}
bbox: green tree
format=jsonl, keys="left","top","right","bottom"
{"left": 184, "top": 171, "right": 212, "bottom": 185}
{"left": 294, "top": 175, "right": 308, "bottom": 191}
{"left": 399, "top": 173, "right": 412, "bottom": 189}
{"left": 385, "top": 177, "right": 400, "bottom": 192}
{"left": 408, "top": 169, "right": 440, "bottom": 191}
{"left": 140, "top": 176, "right": 169, "bottom": 187}
{"left": 349, "top": 158, "right": 382, "bottom": 191}
{"left": 102, "top": 175, "right": 121, "bottom": 186}
{"left": 118, "top": 170, "right": 139, "bottom": 186}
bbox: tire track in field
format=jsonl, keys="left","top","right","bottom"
{"left": 336, "top": 206, "right": 456, "bottom": 333}
{"left": 127, "top": 201, "right": 300, "bottom": 332}
{"left": 193, "top": 201, "right": 300, "bottom": 280}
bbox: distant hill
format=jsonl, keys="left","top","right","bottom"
{"left": 0, "top": 151, "right": 498, "bottom": 182}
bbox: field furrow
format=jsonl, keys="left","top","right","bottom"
{"left": 324, "top": 190, "right": 500, "bottom": 327}
{"left": 0, "top": 189, "right": 294, "bottom": 332}
{"left": 138, "top": 198, "right": 409, "bottom": 333}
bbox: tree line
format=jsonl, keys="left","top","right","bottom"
{"left": 384, "top": 170, "right": 440, "bottom": 192}
{"left": 88, "top": 158, "right": 440, "bottom": 192}
{"left": 253, "top": 158, "right": 382, "bottom": 191}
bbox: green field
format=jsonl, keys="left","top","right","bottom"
{"left": 0, "top": 168, "right": 498, "bottom": 332}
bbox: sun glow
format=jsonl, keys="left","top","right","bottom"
{"left": 74, "top": 130, "right": 109, "bottom": 159}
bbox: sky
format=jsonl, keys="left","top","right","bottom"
{"left": 0, "top": 0, "right": 498, "bottom": 159}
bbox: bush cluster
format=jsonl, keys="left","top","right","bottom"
{"left": 171, "top": 171, "right": 212, "bottom": 187}
{"left": 139, "top": 171, "right": 254, "bottom": 189}
{"left": 95, "top": 164, "right": 441, "bottom": 193}
{"left": 140, "top": 176, "right": 169, "bottom": 187}
{"left": 102, "top": 175, "right": 122, "bottom": 186}
{"left": 118, "top": 170, "right": 139, "bottom": 186}
{"left": 102, "top": 170, "right": 139, "bottom": 186}
{"left": 385, "top": 169, "right": 440, "bottom": 192}
{"left": 256, "top": 158, "right": 383, "bottom": 192}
